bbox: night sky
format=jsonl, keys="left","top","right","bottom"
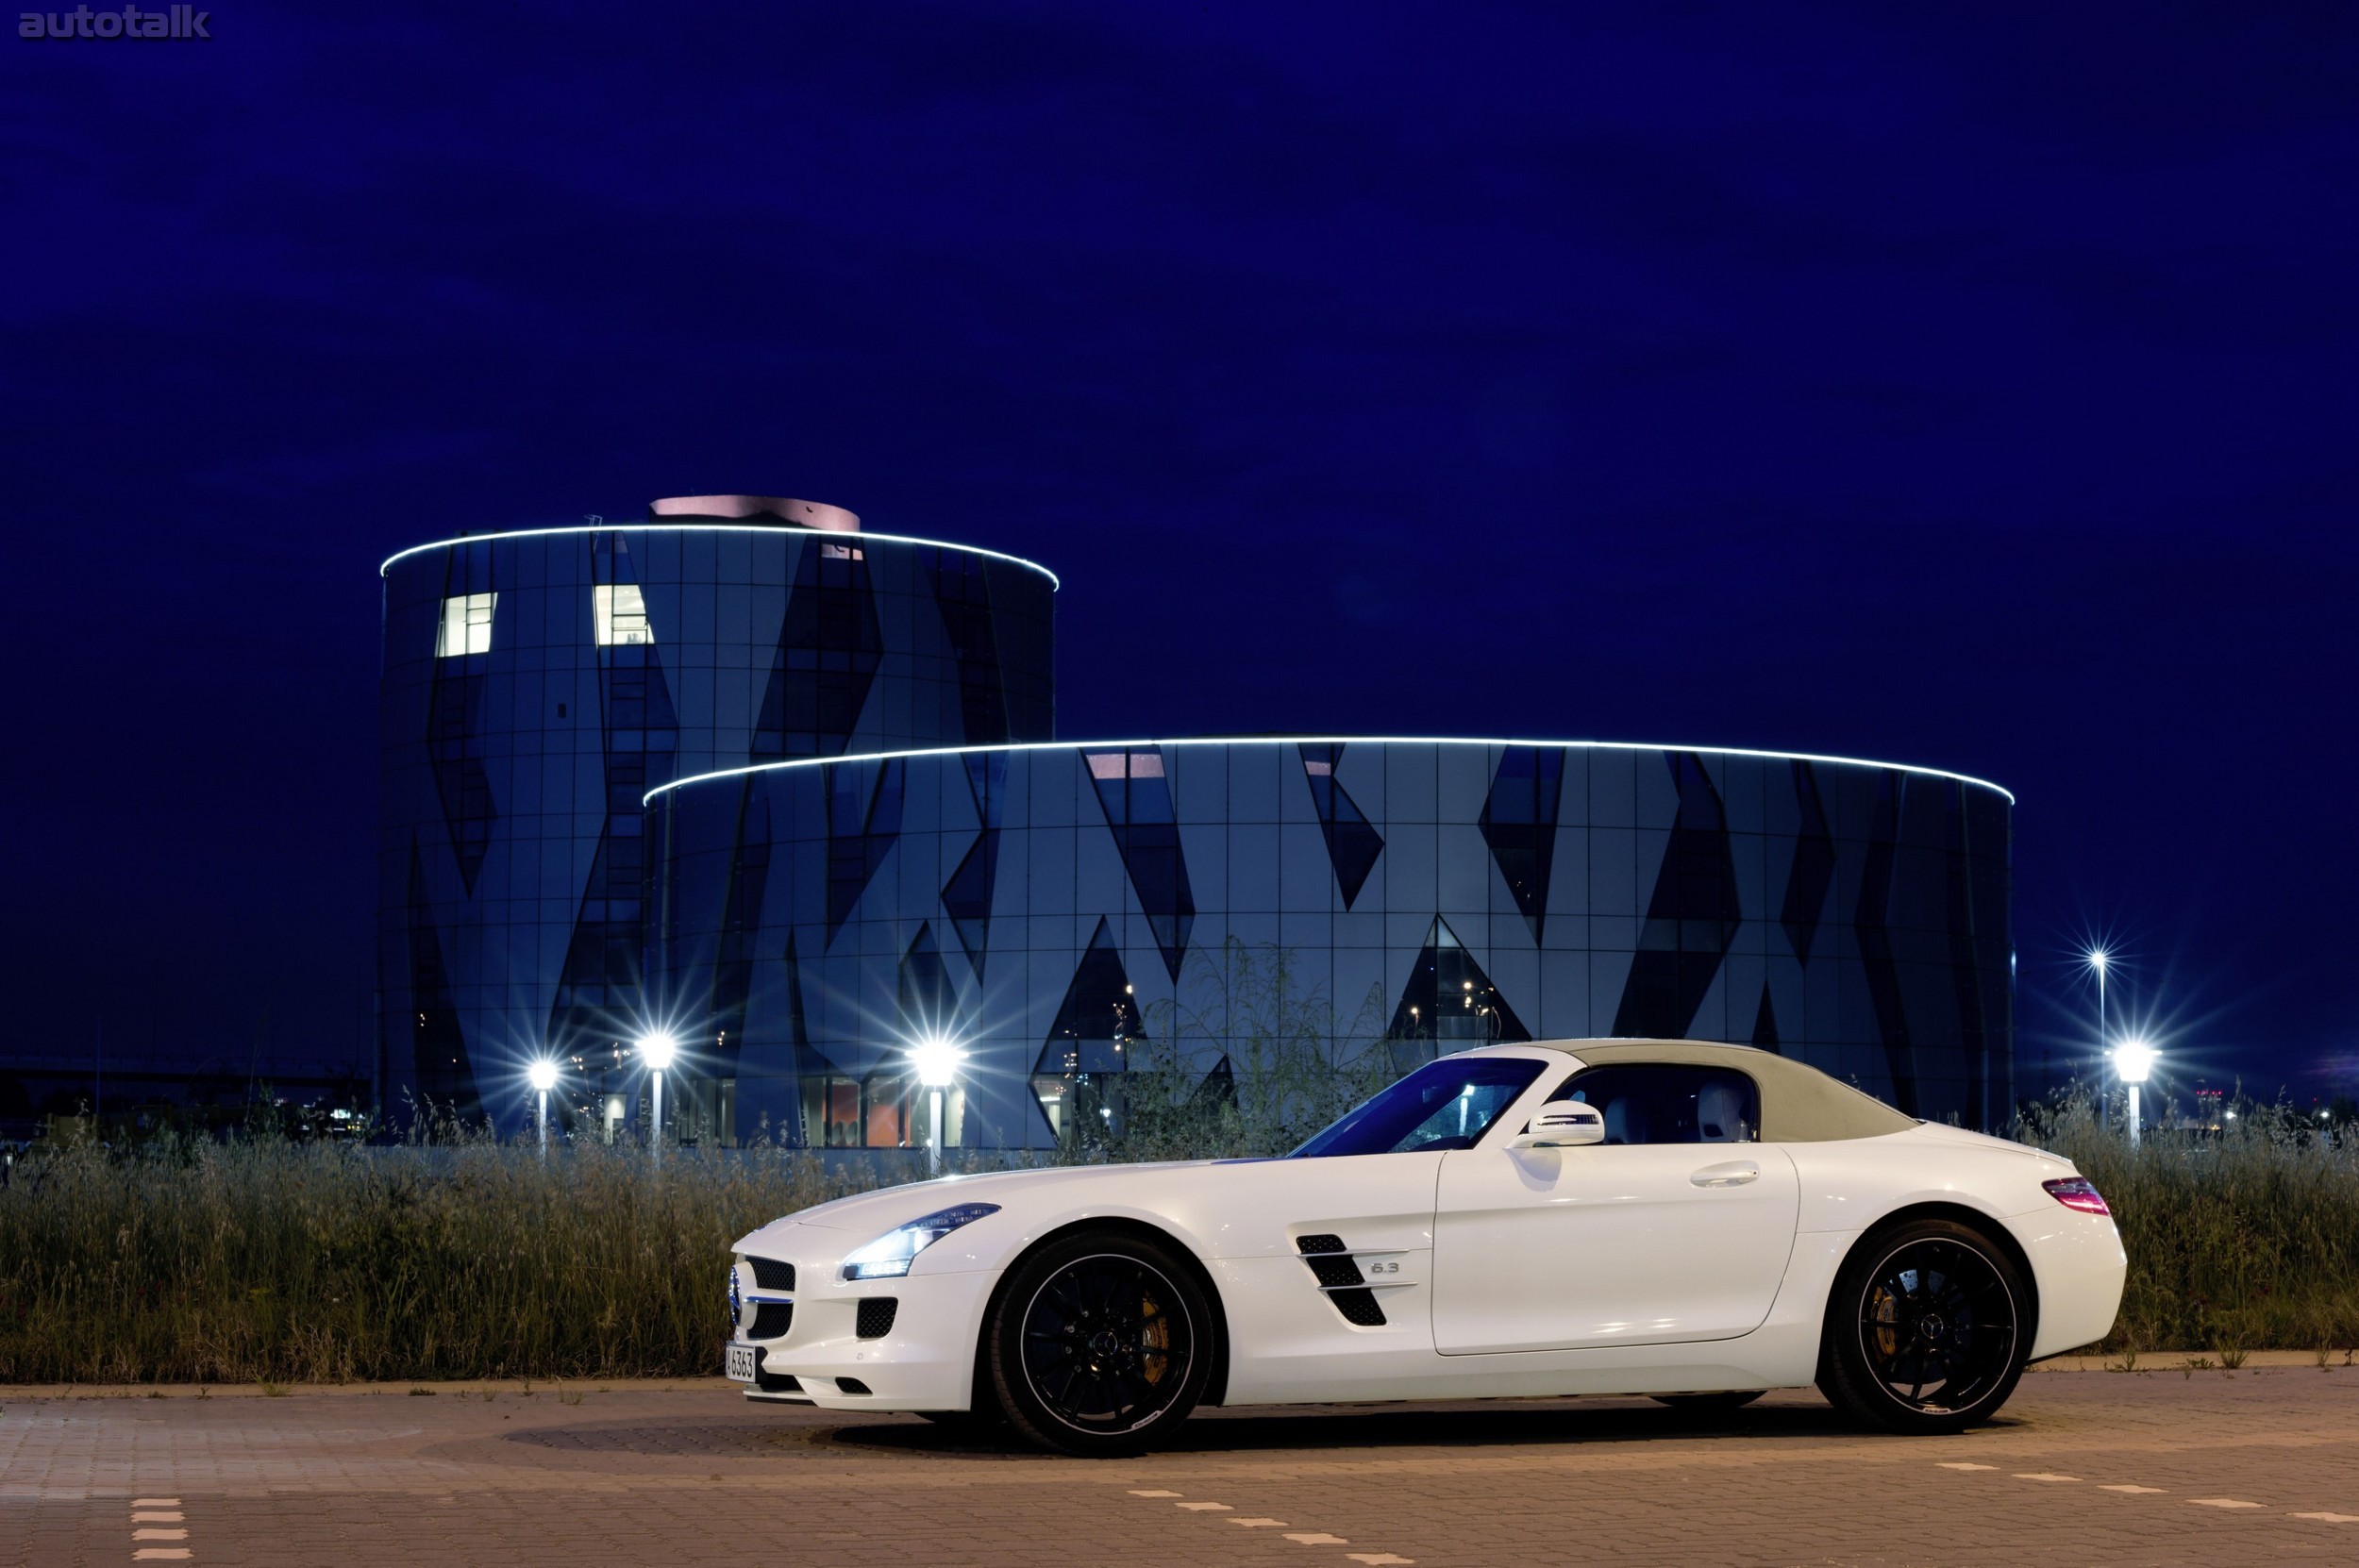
{"left": 7, "top": 4, "right": 2354, "bottom": 1107}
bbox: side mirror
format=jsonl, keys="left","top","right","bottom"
{"left": 1510, "top": 1100, "right": 1605, "bottom": 1149}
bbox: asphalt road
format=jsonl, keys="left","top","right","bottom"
{"left": 3, "top": 1365, "right": 2354, "bottom": 1567}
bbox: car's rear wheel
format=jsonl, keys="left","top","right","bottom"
{"left": 1817, "top": 1217, "right": 2030, "bottom": 1435}
{"left": 986, "top": 1228, "right": 1213, "bottom": 1458}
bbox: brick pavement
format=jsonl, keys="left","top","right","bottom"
{"left": 1, "top": 1366, "right": 2352, "bottom": 1566}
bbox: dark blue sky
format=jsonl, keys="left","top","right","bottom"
{"left": 6, "top": 3, "right": 2354, "bottom": 1103}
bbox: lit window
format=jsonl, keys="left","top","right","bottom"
{"left": 594, "top": 584, "right": 654, "bottom": 646}
{"left": 435, "top": 592, "right": 495, "bottom": 657}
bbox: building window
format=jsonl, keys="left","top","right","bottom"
{"left": 435, "top": 592, "right": 495, "bottom": 657}
{"left": 594, "top": 583, "right": 654, "bottom": 646}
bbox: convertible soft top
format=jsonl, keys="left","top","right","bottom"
{"left": 1555, "top": 1040, "right": 1919, "bottom": 1143}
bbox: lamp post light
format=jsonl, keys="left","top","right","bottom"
{"left": 638, "top": 1031, "right": 678, "bottom": 1161}
{"left": 911, "top": 1035, "right": 963, "bottom": 1176}
{"left": 2114, "top": 1038, "right": 2156, "bottom": 1148}
{"left": 527, "top": 1059, "right": 558, "bottom": 1153}
{"left": 2086, "top": 948, "right": 2110, "bottom": 1131}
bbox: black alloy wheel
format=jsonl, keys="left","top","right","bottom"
{"left": 986, "top": 1229, "right": 1213, "bottom": 1458}
{"left": 1818, "top": 1217, "right": 2032, "bottom": 1435}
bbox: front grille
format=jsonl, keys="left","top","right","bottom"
{"left": 1297, "top": 1234, "right": 1386, "bottom": 1327}
{"left": 747, "top": 1301, "right": 795, "bottom": 1340}
{"left": 856, "top": 1298, "right": 898, "bottom": 1339}
{"left": 746, "top": 1256, "right": 795, "bottom": 1292}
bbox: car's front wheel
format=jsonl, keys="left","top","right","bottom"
{"left": 985, "top": 1228, "right": 1213, "bottom": 1458}
{"left": 1817, "top": 1217, "right": 2031, "bottom": 1435}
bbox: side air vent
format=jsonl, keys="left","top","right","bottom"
{"left": 754, "top": 1367, "right": 802, "bottom": 1394}
{"left": 1295, "top": 1234, "right": 1386, "bottom": 1327}
{"left": 856, "top": 1298, "right": 899, "bottom": 1339}
{"left": 747, "top": 1302, "right": 795, "bottom": 1341}
{"left": 835, "top": 1376, "right": 873, "bottom": 1395}
{"left": 746, "top": 1257, "right": 795, "bottom": 1292}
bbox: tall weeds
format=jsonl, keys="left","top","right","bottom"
{"left": 0, "top": 1131, "right": 872, "bottom": 1383}
{"left": 2018, "top": 1094, "right": 2359, "bottom": 1354}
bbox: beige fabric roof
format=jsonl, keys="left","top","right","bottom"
{"left": 1552, "top": 1040, "right": 1918, "bottom": 1143}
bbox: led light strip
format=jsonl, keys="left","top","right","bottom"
{"left": 378, "top": 524, "right": 1061, "bottom": 589}
{"left": 644, "top": 736, "right": 2015, "bottom": 808}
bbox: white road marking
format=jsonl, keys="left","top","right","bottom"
{"left": 132, "top": 1553, "right": 191, "bottom": 1562}
{"left": 1129, "top": 1489, "right": 1182, "bottom": 1497}
{"left": 2100, "top": 1485, "right": 2166, "bottom": 1494}
{"left": 133, "top": 1529, "right": 188, "bottom": 1540}
{"left": 1177, "top": 1501, "right": 1231, "bottom": 1511}
{"left": 1285, "top": 1533, "right": 1350, "bottom": 1545}
{"left": 2014, "top": 1473, "right": 2080, "bottom": 1483}
{"left": 2188, "top": 1498, "right": 2264, "bottom": 1510}
{"left": 131, "top": 1511, "right": 185, "bottom": 1522}
{"left": 130, "top": 1498, "right": 180, "bottom": 1507}
{"left": 1230, "top": 1517, "right": 1288, "bottom": 1526}
{"left": 1347, "top": 1557, "right": 1415, "bottom": 1565}
{"left": 1938, "top": 1462, "right": 1997, "bottom": 1471}
{"left": 2292, "top": 1512, "right": 2359, "bottom": 1524}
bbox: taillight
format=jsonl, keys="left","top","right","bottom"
{"left": 2043, "top": 1176, "right": 2111, "bottom": 1216}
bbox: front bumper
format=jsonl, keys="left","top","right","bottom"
{"left": 729, "top": 1249, "right": 1000, "bottom": 1412}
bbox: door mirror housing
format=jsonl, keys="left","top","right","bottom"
{"left": 1510, "top": 1100, "right": 1605, "bottom": 1149}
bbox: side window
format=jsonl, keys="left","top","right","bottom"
{"left": 1553, "top": 1064, "right": 1759, "bottom": 1145}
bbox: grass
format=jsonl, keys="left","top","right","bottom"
{"left": 1, "top": 1076, "right": 2351, "bottom": 1384}
{"left": 2018, "top": 1093, "right": 2359, "bottom": 1357}
{"left": 0, "top": 1129, "right": 882, "bottom": 1384}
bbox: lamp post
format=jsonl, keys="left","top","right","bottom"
{"left": 2114, "top": 1039, "right": 2155, "bottom": 1148}
{"left": 911, "top": 1036, "right": 962, "bottom": 1177}
{"left": 2086, "top": 949, "right": 2110, "bottom": 1130}
{"left": 527, "top": 1059, "right": 558, "bottom": 1153}
{"left": 638, "top": 1031, "right": 678, "bottom": 1162}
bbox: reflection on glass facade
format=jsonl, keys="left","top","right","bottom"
{"left": 376, "top": 506, "right": 1057, "bottom": 1126}
{"left": 648, "top": 741, "right": 2014, "bottom": 1147}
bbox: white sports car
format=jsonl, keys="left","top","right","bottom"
{"left": 724, "top": 1041, "right": 2125, "bottom": 1456}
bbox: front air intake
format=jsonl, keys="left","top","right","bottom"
{"left": 746, "top": 1257, "right": 795, "bottom": 1292}
{"left": 856, "top": 1298, "right": 899, "bottom": 1339}
{"left": 746, "top": 1302, "right": 795, "bottom": 1341}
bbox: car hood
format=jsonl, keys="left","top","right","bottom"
{"left": 733, "top": 1159, "right": 1219, "bottom": 1253}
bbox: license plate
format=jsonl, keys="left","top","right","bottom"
{"left": 726, "top": 1343, "right": 759, "bottom": 1382}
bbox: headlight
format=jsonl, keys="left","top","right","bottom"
{"left": 839, "top": 1203, "right": 1000, "bottom": 1281}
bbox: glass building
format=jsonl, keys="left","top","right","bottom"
{"left": 645, "top": 740, "right": 2013, "bottom": 1145}
{"left": 376, "top": 497, "right": 1058, "bottom": 1129}
{"left": 381, "top": 496, "right": 2012, "bottom": 1143}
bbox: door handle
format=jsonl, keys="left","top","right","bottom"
{"left": 1690, "top": 1160, "right": 1760, "bottom": 1188}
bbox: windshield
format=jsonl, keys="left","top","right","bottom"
{"left": 1290, "top": 1057, "right": 1548, "bottom": 1159}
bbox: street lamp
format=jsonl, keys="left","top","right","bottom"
{"left": 527, "top": 1059, "right": 558, "bottom": 1152}
{"left": 638, "top": 1031, "right": 678, "bottom": 1160}
{"left": 2085, "top": 948, "right": 2111, "bottom": 1130}
{"left": 911, "top": 1034, "right": 963, "bottom": 1176}
{"left": 2114, "top": 1038, "right": 2155, "bottom": 1148}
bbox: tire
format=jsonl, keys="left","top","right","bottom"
{"left": 1650, "top": 1391, "right": 1764, "bottom": 1411}
{"left": 985, "top": 1227, "right": 1214, "bottom": 1458}
{"left": 1817, "top": 1217, "right": 2032, "bottom": 1435}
